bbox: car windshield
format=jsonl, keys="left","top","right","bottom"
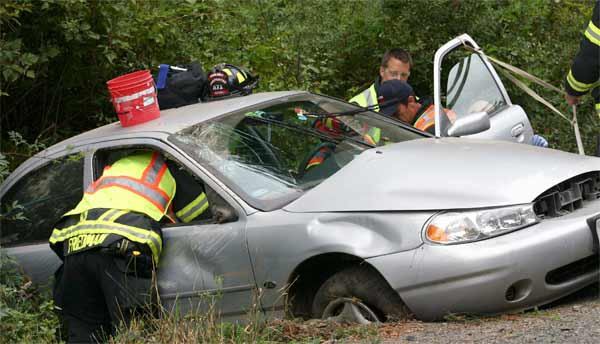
{"left": 169, "top": 93, "right": 423, "bottom": 210}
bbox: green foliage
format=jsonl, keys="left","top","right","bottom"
{"left": 1, "top": 130, "right": 48, "bottom": 175}
{"left": 0, "top": 0, "right": 598, "bottom": 157}
{"left": 0, "top": 254, "right": 61, "bottom": 344}
{"left": 0, "top": 153, "right": 9, "bottom": 184}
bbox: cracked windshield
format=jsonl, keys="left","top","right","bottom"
{"left": 170, "top": 94, "right": 422, "bottom": 208}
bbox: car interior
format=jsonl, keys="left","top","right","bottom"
{"left": 93, "top": 147, "right": 238, "bottom": 227}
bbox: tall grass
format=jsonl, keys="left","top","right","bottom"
{"left": 110, "top": 286, "right": 380, "bottom": 343}
{"left": 0, "top": 259, "right": 380, "bottom": 343}
{"left": 0, "top": 254, "right": 61, "bottom": 344}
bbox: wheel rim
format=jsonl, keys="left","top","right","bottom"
{"left": 322, "top": 297, "right": 381, "bottom": 324}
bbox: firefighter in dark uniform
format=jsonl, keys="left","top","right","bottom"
{"left": 50, "top": 151, "right": 212, "bottom": 342}
{"left": 50, "top": 151, "right": 177, "bottom": 343}
{"left": 565, "top": 1, "right": 600, "bottom": 118}
{"left": 167, "top": 161, "right": 211, "bottom": 223}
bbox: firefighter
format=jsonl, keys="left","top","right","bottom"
{"left": 565, "top": 1, "right": 600, "bottom": 117}
{"left": 378, "top": 80, "right": 422, "bottom": 125}
{"left": 167, "top": 161, "right": 211, "bottom": 223}
{"left": 349, "top": 48, "right": 413, "bottom": 111}
{"left": 50, "top": 151, "right": 176, "bottom": 343}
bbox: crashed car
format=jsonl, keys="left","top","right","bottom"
{"left": 1, "top": 36, "right": 599, "bottom": 322}
{"left": 2, "top": 91, "right": 600, "bottom": 322}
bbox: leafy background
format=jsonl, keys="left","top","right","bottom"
{"left": 0, "top": 1, "right": 598, "bottom": 341}
{"left": 1, "top": 0, "right": 598, "bottom": 173}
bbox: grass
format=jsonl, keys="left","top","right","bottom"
{"left": 0, "top": 259, "right": 382, "bottom": 343}
{"left": 0, "top": 254, "right": 61, "bottom": 344}
{"left": 109, "top": 288, "right": 382, "bottom": 343}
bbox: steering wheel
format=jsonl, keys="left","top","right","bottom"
{"left": 297, "top": 141, "right": 337, "bottom": 178}
{"left": 246, "top": 126, "right": 284, "bottom": 170}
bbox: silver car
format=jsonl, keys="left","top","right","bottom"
{"left": 1, "top": 37, "right": 598, "bottom": 322}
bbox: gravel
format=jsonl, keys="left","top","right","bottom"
{"left": 377, "top": 283, "right": 600, "bottom": 343}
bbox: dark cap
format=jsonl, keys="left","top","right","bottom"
{"left": 378, "top": 80, "right": 414, "bottom": 116}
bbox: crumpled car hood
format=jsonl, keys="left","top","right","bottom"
{"left": 284, "top": 138, "right": 600, "bottom": 212}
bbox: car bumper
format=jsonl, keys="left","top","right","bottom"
{"left": 367, "top": 202, "right": 600, "bottom": 321}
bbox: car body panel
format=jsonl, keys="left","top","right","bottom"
{"left": 368, "top": 197, "right": 600, "bottom": 320}
{"left": 244, "top": 209, "right": 431, "bottom": 311}
{"left": 466, "top": 105, "right": 533, "bottom": 143}
{"left": 2, "top": 243, "right": 62, "bottom": 287}
{"left": 285, "top": 137, "right": 600, "bottom": 213}
{"left": 158, "top": 220, "right": 255, "bottom": 318}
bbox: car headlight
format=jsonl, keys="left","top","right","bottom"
{"left": 425, "top": 204, "right": 539, "bottom": 244}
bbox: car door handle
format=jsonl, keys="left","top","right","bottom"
{"left": 511, "top": 123, "right": 524, "bottom": 137}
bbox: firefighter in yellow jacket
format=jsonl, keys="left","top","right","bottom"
{"left": 565, "top": 1, "right": 600, "bottom": 117}
{"left": 349, "top": 48, "right": 413, "bottom": 111}
{"left": 50, "top": 151, "right": 176, "bottom": 342}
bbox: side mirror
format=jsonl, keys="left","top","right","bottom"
{"left": 447, "top": 111, "right": 491, "bottom": 137}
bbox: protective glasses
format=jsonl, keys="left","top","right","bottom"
{"left": 385, "top": 68, "right": 410, "bottom": 79}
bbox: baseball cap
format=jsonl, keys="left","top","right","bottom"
{"left": 378, "top": 80, "right": 414, "bottom": 116}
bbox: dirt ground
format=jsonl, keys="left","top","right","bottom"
{"left": 267, "top": 283, "right": 600, "bottom": 343}
{"left": 376, "top": 283, "right": 600, "bottom": 343}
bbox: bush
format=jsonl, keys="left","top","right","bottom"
{"left": 2, "top": 0, "right": 596, "bottom": 155}
{"left": 0, "top": 254, "right": 61, "bottom": 344}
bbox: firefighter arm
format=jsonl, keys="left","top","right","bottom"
{"left": 566, "top": 3, "right": 600, "bottom": 97}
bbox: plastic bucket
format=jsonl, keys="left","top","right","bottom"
{"left": 106, "top": 70, "right": 160, "bottom": 127}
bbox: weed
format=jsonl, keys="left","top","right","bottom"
{"left": 0, "top": 253, "right": 61, "bottom": 344}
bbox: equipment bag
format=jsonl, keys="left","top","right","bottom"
{"left": 155, "top": 62, "right": 207, "bottom": 110}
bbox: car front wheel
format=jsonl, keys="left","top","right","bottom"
{"left": 311, "top": 265, "right": 410, "bottom": 323}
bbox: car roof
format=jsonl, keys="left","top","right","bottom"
{"left": 56, "top": 90, "right": 306, "bottom": 149}
{"left": 1, "top": 91, "right": 307, "bottom": 191}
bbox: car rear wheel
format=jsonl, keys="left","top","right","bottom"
{"left": 311, "top": 265, "right": 409, "bottom": 323}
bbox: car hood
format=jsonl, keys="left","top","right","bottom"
{"left": 284, "top": 138, "right": 600, "bottom": 212}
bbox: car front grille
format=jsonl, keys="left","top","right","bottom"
{"left": 533, "top": 172, "right": 600, "bottom": 218}
{"left": 545, "top": 254, "right": 599, "bottom": 285}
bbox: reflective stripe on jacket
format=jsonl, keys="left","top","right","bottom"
{"left": 363, "top": 126, "right": 381, "bottom": 145}
{"left": 413, "top": 105, "right": 458, "bottom": 134}
{"left": 65, "top": 151, "right": 176, "bottom": 222}
{"left": 175, "top": 192, "right": 209, "bottom": 223}
{"left": 349, "top": 83, "right": 379, "bottom": 111}
{"left": 306, "top": 147, "right": 334, "bottom": 170}
{"left": 50, "top": 208, "right": 163, "bottom": 263}
{"left": 167, "top": 161, "right": 210, "bottom": 223}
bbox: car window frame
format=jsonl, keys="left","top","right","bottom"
{"left": 433, "top": 34, "right": 513, "bottom": 137}
{"left": 86, "top": 137, "right": 250, "bottom": 228}
{"left": 0, "top": 148, "right": 88, "bottom": 247}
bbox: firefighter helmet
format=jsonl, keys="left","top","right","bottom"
{"left": 206, "top": 63, "right": 258, "bottom": 99}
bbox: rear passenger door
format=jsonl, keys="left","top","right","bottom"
{"left": 0, "top": 151, "right": 86, "bottom": 285}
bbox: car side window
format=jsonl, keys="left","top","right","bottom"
{"left": 95, "top": 148, "right": 237, "bottom": 226}
{"left": 0, "top": 154, "right": 85, "bottom": 247}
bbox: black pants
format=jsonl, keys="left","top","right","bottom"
{"left": 53, "top": 250, "right": 154, "bottom": 343}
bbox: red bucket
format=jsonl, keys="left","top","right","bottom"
{"left": 107, "top": 70, "right": 160, "bottom": 127}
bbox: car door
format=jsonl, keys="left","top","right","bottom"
{"left": 0, "top": 150, "right": 87, "bottom": 286}
{"left": 433, "top": 34, "right": 534, "bottom": 144}
{"left": 90, "top": 138, "right": 257, "bottom": 320}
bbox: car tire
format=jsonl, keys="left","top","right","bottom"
{"left": 311, "top": 265, "right": 410, "bottom": 323}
